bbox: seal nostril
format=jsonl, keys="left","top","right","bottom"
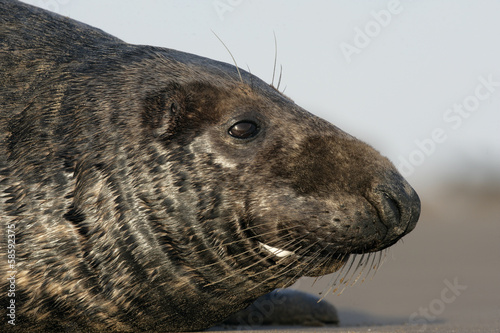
{"left": 367, "top": 187, "right": 405, "bottom": 232}
{"left": 382, "top": 192, "right": 402, "bottom": 223}
{"left": 371, "top": 177, "right": 420, "bottom": 242}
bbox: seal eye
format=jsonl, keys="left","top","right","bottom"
{"left": 228, "top": 121, "right": 259, "bottom": 139}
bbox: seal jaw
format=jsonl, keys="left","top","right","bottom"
{"left": 255, "top": 239, "right": 349, "bottom": 277}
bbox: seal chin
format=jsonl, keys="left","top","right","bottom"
{"left": 258, "top": 242, "right": 294, "bottom": 258}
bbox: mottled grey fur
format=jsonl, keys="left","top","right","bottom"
{"left": 0, "top": 1, "right": 420, "bottom": 331}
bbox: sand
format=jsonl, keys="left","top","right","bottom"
{"left": 209, "top": 180, "right": 500, "bottom": 332}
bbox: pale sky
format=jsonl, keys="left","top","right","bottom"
{"left": 20, "top": 0, "right": 500, "bottom": 188}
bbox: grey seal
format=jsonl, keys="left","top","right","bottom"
{"left": 0, "top": 1, "right": 420, "bottom": 331}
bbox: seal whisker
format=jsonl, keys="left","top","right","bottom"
{"left": 350, "top": 253, "right": 367, "bottom": 282}
{"left": 359, "top": 252, "right": 375, "bottom": 284}
{"left": 334, "top": 252, "right": 380, "bottom": 297}
{"left": 348, "top": 253, "right": 371, "bottom": 288}
{"left": 260, "top": 237, "right": 328, "bottom": 288}
{"left": 363, "top": 251, "right": 381, "bottom": 283}
{"left": 322, "top": 253, "right": 358, "bottom": 297}
{"left": 246, "top": 64, "right": 255, "bottom": 90}
{"left": 271, "top": 31, "right": 278, "bottom": 89}
{"left": 211, "top": 30, "right": 243, "bottom": 82}
{"left": 362, "top": 251, "right": 379, "bottom": 283}
{"left": 276, "top": 65, "right": 284, "bottom": 92}
{"left": 250, "top": 243, "right": 330, "bottom": 291}
{"left": 311, "top": 276, "right": 321, "bottom": 287}
{"left": 279, "top": 240, "right": 332, "bottom": 289}
{"left": 201, "top": 238, "right": 298, "bottom": 288}
{"left": 316, "top": 253, "right": 351, "bottom": 300}
{"left": 336, "top": 254, "right": 365, "bottom": 295}
{"left": 361, "top": 252, "right": 378, "bottom": 283}
{"left": 370, "top": 249, "right": 388, "bottom": 280}
{"left": 262, "top": 236, "right": 319, "bottom": 282}
{"left": 201, "top": 252, "right": 276, "bottom": 288}
{"left": 190, "top": 223, "right": 300, "bottom": 257}
{"left": 190, "top": 224, "right": 306, "bottom": 277}
{"left": 246, "top": 254, "right": 307, "bottom": 291}
{"left": 221, "top": 230, "right": 324, "bottom": 289}
{"left": 287, "top": 252, "right": 341, "bottom": 293}
{"left": 184, "top": 227, "right": 299, "bottom": 274}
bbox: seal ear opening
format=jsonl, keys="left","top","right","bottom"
{"left": 142, "top": 82, "right": 187, "bottom": 139}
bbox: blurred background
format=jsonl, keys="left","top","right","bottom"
{"left": 21, "top": 0, "right": 500, "bottom": 329}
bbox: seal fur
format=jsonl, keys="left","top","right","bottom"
{"left": 0, "top": 1, "right": 420, "bottom": 331}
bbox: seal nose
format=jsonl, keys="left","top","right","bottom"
{"left": 370, "top": 172, "right": 420, "bottom": 242}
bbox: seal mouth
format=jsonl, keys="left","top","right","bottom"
{"left": 258, "top": 242, "right": 295, "bottom": 258}
{"left": 245, "top": 220, "right": 352, "bottom": 277}
{"left": 255, "top": 240, "right": 350, "bottom": 277}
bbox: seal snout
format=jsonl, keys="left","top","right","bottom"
{"left": 369, "top": 174, "right": 421, "bottom": 247}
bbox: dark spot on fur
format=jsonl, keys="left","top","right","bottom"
{"left": 64, "top": 205, "right": 88, "bottom": 237}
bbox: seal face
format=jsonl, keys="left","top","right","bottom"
{"left": 0, "top": 1, "right": 420, "bottom": 331}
